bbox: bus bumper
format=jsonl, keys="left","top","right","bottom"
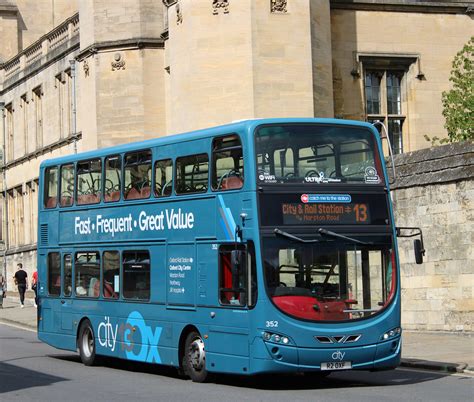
{"left": 249, "top": 336, "right": 401, "bottom": 374}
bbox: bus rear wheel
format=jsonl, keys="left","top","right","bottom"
{"left": 183, "top": 331, "right": 209, "bottom": 383}
{"left": 78, "top": 319, "right": 97, "bottom": 366}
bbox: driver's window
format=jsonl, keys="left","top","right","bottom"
{"left": 212, "top": 134, "right": 243, "bottom": 191}
{"left": 219, "top": 245, "right": 247, "bottom": 306}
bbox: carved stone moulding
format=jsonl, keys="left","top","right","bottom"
{"left": 83, "top": 59, "right": 90, "bottom": 77}
{"left": 271, "top": 0, "right": 287, "bottom": 13}
{"left": 213, "top": 0, "right": 229, "bottom": 15}
{"left": 176, "top": 2, "right": 183, "bottom": 25}
{"left": 111, "top": 53, "right": 126, "bottom": 71}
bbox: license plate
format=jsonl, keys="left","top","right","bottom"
{"left": 321, "top": 361, "right": 352, "bottom": 370}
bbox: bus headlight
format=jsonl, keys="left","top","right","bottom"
{"left": 262, "top": 332, "right": 293, "bottom": 345}
{"left": 381, "top": 327, "right": 401, "bottom": 341}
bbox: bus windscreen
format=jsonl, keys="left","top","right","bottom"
{"left": 255, "top": 124, "right": 384, "bottom": 185}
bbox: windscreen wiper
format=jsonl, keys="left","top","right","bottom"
{"left": 274, "top": 228, "right": 319, "bottom": 243}
{"left": 317, "top": 228, "right": 371, "bottom": 245}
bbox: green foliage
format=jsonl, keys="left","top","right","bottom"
{"left": 423, "top": 134, "right": 449, "bottom": 146}
{"left": 441, "top": 36, "right": 474, "bottom": 142}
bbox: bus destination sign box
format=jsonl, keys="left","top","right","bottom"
{"left": 260, "top": 192, "right": 389, "bottom": 227}
{"left": 282, "top": 202, "right": 369, "bottom": 225}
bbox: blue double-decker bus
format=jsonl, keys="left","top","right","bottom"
{"left": 37, "top": 118, "right": 423, "bottom": 382}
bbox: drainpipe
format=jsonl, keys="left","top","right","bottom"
{"left": 69, "top": 59, "right": 77, "bottom": 154}
{"left": 0, "top": 102, "right": 8, "bottom": 287}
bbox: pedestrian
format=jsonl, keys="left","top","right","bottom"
{"left": 32, "top": 269, "right": 38, "bottom": 308}
{"left": 13, "top": 263, "right": 28, "bottom": 308}
{"left": 0, "top": 271, "right": 4, "bottom": 308}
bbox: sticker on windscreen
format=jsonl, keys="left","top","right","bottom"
{"left": 301, "top": 194, "right": 352, "bottom": 203}
{"left": 258, "top": 170, "right": 277, "bottom": 183}
{"left": 364, "top": 167, "right": 381, "bottom": 184}
{"left": 304, "top": 171, "right": 341, "bottom": 184}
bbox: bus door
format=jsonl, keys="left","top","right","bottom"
{"left": 59, "top": 251, "right": 74, "bottom": 333}
{"left": 199, "top": 242, "right": 253, "bottom": 374}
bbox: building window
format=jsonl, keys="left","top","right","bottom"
{"left": 20, "top": 94, "right": 29, "bottom": 155}
{"left": 6, "top": 103, "right": 14, "bottom": 162}
{"left": 16, "top": 186, "right": 24, "bottom": 246}
{"left": 7, "top": 190, "right": 15, "bottom": 247}
{"left": 33, "top": 86, "right": 43, "bottom": 150}
{"left": 365, "top": 70, "right": 405, "bottom": 154}
{"left": 56, "top": 71, "right": 72, "bottom": 139}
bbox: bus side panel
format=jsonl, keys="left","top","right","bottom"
{"left": 166, "top": 245, "right": 196, "bottom": 307}
{"left": 150, "top": 245, "right": 167, "bottom": 304}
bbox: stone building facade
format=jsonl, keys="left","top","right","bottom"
{"left": 0, "top": 0, "right": 472, "bottom": 330}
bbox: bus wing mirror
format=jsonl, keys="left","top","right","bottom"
{"left": 414, "top": 239, "right": 424, "bottom": 265}
{"left": 396, "top": 227, "right": 425, "bottom": 265}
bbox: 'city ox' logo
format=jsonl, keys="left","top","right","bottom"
{"left": 332, "top": 351, "right": 346, "bottom": 361}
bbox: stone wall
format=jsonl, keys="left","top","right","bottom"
{"left": 391, "top": 141, "right": 474, "bottom": 332}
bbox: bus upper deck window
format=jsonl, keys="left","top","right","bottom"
{"left": 176, "top": 154, "right": 209, "bottom": 195}
{"left": 44, "top": 166, "right": 58, "bottom": 208}
{"left": 60, "top": 164, "right": 74, "bottom": 207}
{"left": 104, "top": 155, "right": 121, "bottom": 202}
{"left": 124, "top": 150, "right": 152, "bottom": 200}
{"left": 76, "top": 159, "right": 102, "bottom": 205}
{"left": 154, "top": 159, "right": 173, "bottom": 198}
{"left": 212, "top": 135, "right": 244, "bottom": 191}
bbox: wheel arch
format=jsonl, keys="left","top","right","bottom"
{"left": 178, "top": 324, "right": 200, "bottom": 370}
{"left": 76, "top": 316, "right": 92, "bottom": 349}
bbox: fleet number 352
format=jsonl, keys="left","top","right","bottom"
{"left": 265, "top": 321, "right": 279, "bottom": 328}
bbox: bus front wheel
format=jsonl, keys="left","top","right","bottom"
{"left": 78, "top": 319, "right": 97, "bottom": 366}
{"left": 183, "top": 331, "right": 209, "bottom": 383}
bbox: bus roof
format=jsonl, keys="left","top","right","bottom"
{"left": 40, "top": 117, "right": 377, "bottom": 168}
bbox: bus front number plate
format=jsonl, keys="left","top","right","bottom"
{"left": 321, "top": 361, "right": 352, "bottom": 370}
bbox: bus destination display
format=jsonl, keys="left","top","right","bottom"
{"left": 282, "top": 202, "right": 370, "bottom": 225}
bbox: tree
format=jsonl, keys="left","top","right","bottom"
{"left": 441, "top": 36, "right": 473, "bottom": 142}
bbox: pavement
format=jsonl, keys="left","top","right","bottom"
{"left": 1, "top": 294, "right": 473, "bottom": 376}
